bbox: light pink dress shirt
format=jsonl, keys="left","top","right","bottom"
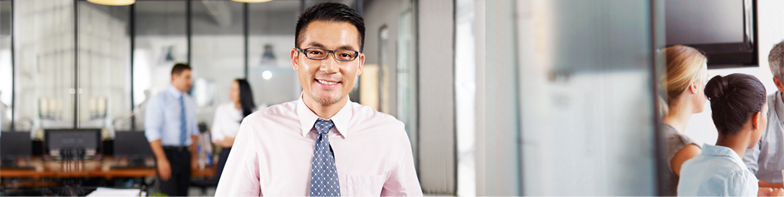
{"left": 214, "top": 96, "right": 423, "bottom": 196}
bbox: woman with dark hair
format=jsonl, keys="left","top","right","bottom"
{"left": 210, "top": 79, "right": 257, "bottom": 184}
{"left": 677, "top": 74, "right": 782, "bottom": 196}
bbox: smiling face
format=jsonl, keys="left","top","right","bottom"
{"left": 291, "top": 20, "right": 364, "bottom": 106}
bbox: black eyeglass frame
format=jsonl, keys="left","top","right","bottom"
{"left": 296, "top": 48, "right": 361, "bottom": 62}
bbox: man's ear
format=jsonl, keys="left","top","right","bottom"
{"left": 356, "top": 53, "right": 365, "bottom": 76}
{"left": 752, "top": 111, "right": 762, "bottom": 130}
{"left": 774, "top": 76, "right": 784, "bottom": 93}
{"left": 291, "top": 48, "right": 300, "bottom": 71}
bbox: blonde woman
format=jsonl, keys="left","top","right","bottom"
{"left": 659, "top": 45, "right": 707, "bottom": 195}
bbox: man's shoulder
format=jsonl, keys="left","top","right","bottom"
{"left": 144, "top": 92, "right": 170, "bottom": 109}
{"left": 148, "top": 91, "right": 167, "bottom": 101}
{"left": 349, "top": 102, "right": 405, "bottom": 130}
{"left": 245, "top": 100, "right": 298, "bottom": 121}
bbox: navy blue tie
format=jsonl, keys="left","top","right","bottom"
{"left": 179, "top": 95, "right": 187, "bottom": 146}
{"left": 310, "top": 119, "right": 340, "bottom": 196}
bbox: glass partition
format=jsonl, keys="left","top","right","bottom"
{"left": 133, "top": 0, "right": 187, "bottom": 129}
{"left": 514, "top": 0, "right": 657, "bottom": 195}
{"left": 0, "top": 0, "right": 11, "bottom": 131}
{"left": 190, "top": 0, "right": 245, "bottom": 125}
{"left": 77, "top": 2, "right": 131, "bottom": 135}
{"left": 14, "top": 0, "right": 75, "bottom": 136}
{"left": 247, "top": 0, "right": 301, "bottom": 107}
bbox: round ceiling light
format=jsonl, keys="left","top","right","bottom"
{"left": 87, "top": 0, "right": 135, "bottom": 6}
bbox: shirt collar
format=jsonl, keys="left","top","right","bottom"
{"left": 296, "top": 93, "right": 353, "bottom": 138}
{"left": 167, "top": 85, "right": 184, "bottom": 98}
{"left": 700, "top": 143, "right": 746, "bottom": 168}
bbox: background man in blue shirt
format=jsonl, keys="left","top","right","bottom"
{"left": 144, "top": 63, "right": 200, "bottom": 196}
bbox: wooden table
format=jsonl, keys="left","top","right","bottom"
{"left": 0, "top": 156, "right": 216, "bottom": 180}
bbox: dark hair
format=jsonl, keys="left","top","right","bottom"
{"left": 171, "top": 63, "right": 192, "bottom": 76}
{"left": 235, "top": 79, "right": 256, "bottom": 118}
{"left": 295, "top": 2, "right": 365, "bottom": 51}
{"left": 705, "top": 74, "right": 766, "bottom": 136}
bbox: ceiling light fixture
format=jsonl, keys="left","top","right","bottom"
{"left": 87, "top": 0, "right": 135, "bottom": 6}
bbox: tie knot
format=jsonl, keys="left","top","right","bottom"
{"left": 314, "top": 119, "right": 335, "bottom": 135}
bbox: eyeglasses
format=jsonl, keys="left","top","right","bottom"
{"left": 296, "top": 48, "right": 360, "bottom": 62}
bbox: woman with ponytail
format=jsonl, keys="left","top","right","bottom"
{"left": 678, "top": 74, "right": 781, "bottom": 196}
{"left": 659, "top": 45, "right": 708, "bottom": 195}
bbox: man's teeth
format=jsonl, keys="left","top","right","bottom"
{"left": 318, "top": 80, "right": 337, "bottom": 85}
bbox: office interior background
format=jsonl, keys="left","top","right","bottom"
{"left": 0, "top": 0, "right": 783, "bottom": 196}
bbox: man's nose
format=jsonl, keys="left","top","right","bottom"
{"left": 320, "top": 53, "right": 340, "bottom": 73}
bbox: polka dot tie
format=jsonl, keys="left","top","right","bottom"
{"left": 310, "top": 119, "right": 340, "bottom": 196}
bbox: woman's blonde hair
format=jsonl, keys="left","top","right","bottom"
{"left": 660, "top": 45, "right": 708, "bottom": 114}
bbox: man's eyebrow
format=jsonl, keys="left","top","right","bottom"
{"left": 306, "top": 42, "right": 356, "bottom": 51}
{"left": 337, "top": 45, "right": 356, "bottom": 51}
{"left": 307, "top": 42, "right": 325, "bottom": 48}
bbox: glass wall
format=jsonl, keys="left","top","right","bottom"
{"left": 14, "top": 0, "right": 75, "bottom": 136}
{"left": 133, "top": 0, "right": 187, "bottom": 129}
{"left": 4, "top": 0, "right": 417, "bottom": 150}
{"left": 513, "top": 0, "right": 657, "bottom": 195}
{"left": 0, "top": 0, "right": 11, "bottom": 131}
{"left": 77, "top": 2, "right": 131, "bottom": 135}
{"left": 190, "top": 1, "right": 245, "bottom": 125}
{"left": 397, "top": 0, "right": 418, "bottom": 168}
{"left": 247, "top": 0, "right": 301, "bottom": 107}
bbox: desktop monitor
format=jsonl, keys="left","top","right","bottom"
{"left": 0, "top": 131, "right": 33, "bottom": 160}
{"left": 114, "top": 131, "right": 154, "bottom": 158}
{"left": 113, "top": 131, "right": 154, "bottom": 167}
{"left": 44, "top": 129, "right": 101, "bottom": 157}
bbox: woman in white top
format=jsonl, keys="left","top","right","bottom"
{"left": 211, "top": 79, "right": 256, "bottom": 184}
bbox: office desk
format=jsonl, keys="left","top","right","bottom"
{"left": 0, "top": 156, "right": 215, "bottom": 180}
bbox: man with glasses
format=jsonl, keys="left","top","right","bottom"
{"left": 215, "top": 2, "right": 422, "bottom": 196}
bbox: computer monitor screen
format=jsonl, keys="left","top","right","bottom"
{"left": 0, "top": 132, "right": 32, "bottom": 159}
{"left": 45, "top": 129, "right": 100, "bottom": 151}
{"left": 114, "top": 131, "right": 154, "bottom": 158}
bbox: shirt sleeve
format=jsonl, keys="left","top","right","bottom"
{"left": 743, "top": 134, "right": 763, "bottom": 174}
{"left": 144, "top": 96, "right": 163, "bottom": 142}
{"left": 726, "top": 170, "right": 759, "bottom": 196}
{"left": 215, "top": 118, "right": 262, "bottom": 196}
{"left": 380, "top": 122, "right": 423, "bottom": 196}
{"left": 211, "top": 106, "right": 225, "bottom": 143}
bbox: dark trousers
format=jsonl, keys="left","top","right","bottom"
{"left": 157, "top": 147, "right": 192, "bottom": 196}
{"left": 215, "top": 147, "right": 231, "bottom": 185}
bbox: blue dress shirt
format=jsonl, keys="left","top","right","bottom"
{"left": 144, "top": 85, "right": 199, "bottom": 146}
{"left": 679, "top": 144, "right": 758, "bottom": 196}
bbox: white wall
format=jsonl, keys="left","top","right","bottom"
{"left": 684, "top": 0, "right": 784, "bottom": 146}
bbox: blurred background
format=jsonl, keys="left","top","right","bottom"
{"left": 0, "top": 0, "right": 782, "bottom": 196}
